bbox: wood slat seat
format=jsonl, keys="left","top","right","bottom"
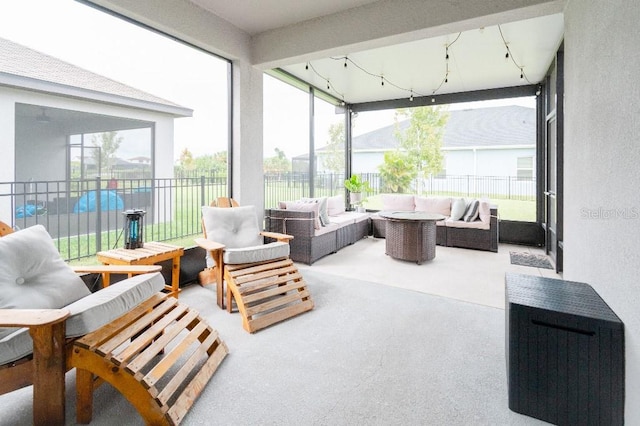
{"left": 70, "top": 293, "right": 228, "bottom": 425}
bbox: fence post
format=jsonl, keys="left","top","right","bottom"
{"left": 95, "top": 176, "right": 102, "bottom": 252}
{"left": 200, "top": 175, "right": 206, "bottom": 208}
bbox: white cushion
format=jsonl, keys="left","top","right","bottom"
{"left": 327, "top": 195, "right": 345, "bottom": 216}
{"left": 301, "top": 197, "right": 330, "bottom": 226}
{"left": 65, "top": 272, "right": 165, "bottom": 337}
{"left": 415, "top": 196, "right": 451, "bottom": 216}
{"left": 445, "top": 218, "right": 490, "bottom": 230}
{"left": 223, "top": 242, "right": 289, "bottom": 264}
{"left": 382, "top": 194, "right": 415, "bottom": 211}
{"left": 285, "top": 201, "right": 321, "bottom": 229}
{"left": 478, "top": 199, "right": 492, "bottom": 223}
{"left": 329, "top": 213, "right": 356, "bottom": 227}
{"left": 203, "top": 205, "right": 262, "bottom": 248}
{"left": 0, "top": 328, "right": 31, "bottom": 365}
{"left": 202, "top": 205, "right": 264, "bottom": 267}
{"left": 0, "top": 271, "right": 165, "bottom": 365}
{"left": 314, "top": 222, "right": 339, "bottom": 236}
{"left": 450, "top": 198, "right": 467, "bottom": 221}
{"left": 0, "top": 225, "right": 90, "bottom": 342}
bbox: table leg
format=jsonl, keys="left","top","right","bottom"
{"left": 171, "top": 256, "right": 181, "bottom": 298}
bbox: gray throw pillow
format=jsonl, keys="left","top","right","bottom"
{"left": 463, "top": 199, "right": 480, "bottom": 222}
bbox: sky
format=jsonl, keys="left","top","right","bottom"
{"left": 0, "top": 0, "right": 228, "bottom": 160}
{"left": 0, "top": 0, "right": 535, "bottom": 161}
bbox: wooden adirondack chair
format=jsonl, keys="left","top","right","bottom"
{"left": 0, "top": 221, "right": 227, "bottom": 425}
{"left": 195, "top": 205, "right": 314, "bottom": 333}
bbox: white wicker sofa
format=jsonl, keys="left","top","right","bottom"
{"left": 264, "top": 195, "right": 370, "bottom": 264}
{"left": 370, "top": 194, "right": 498, "bottom": 252}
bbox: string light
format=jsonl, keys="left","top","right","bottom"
{"left": 499, "top": 25, "right": 532, "bottom": 83}
{"left": 304, "top": 61, "right": 345, "bottom": 99}
{"left": 305, "top": 26, "right": 531, "bottom": 103}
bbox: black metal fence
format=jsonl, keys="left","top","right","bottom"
{"left": 0, "top": 176, "right": 227, "bottom": 261}
{"left": 0, "top": 172, "right": 535, "bottom": 261}
{"left": 264, "top": 172, "right": 536, "bottom": 207}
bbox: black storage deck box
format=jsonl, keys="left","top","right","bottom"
{"left": 505, "top": 273, "right": 624, "bottom": 425}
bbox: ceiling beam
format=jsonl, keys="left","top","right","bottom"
{"left": 251, "top": 0, "right": 566, "bottom": 69}
{"left": 351, "top": 84, "right": 539, "bottom": 112}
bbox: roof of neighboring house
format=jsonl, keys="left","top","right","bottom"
{"left": 0, "top": 37, "right": 192, "bottom": 117}
{"left": 351, "top": 105, "right": 535, "bottom": 151}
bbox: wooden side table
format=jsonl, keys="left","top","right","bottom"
{"left": 96, "top": 242, "right": 184, "bottom": 298}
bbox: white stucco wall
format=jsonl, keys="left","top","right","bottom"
{"left": 564, "top": 1, "right": 640, "bottom": 420}
{"left": 0, "top": 86, "right": 178, "bottom": 221}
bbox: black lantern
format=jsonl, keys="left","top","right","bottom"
{"left": 123, "top": 209, "right": 145, "bottom": 249}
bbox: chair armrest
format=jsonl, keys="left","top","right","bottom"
{"left": 195, "top": 237, "right": 225, "bottom": 252}
{"left": 0, "top": 308, "right": 69, "bottom": 327}
{"left": 72, "top": 265, "right": 162, "bottom": 275}
{"left": 260, "top": 231, "right": 293, "bottom": 242}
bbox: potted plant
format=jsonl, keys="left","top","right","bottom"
{"left": 344, "top": 174, "right": 372, "bottom": 210}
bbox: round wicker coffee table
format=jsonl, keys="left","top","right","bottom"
{"left": 378, "top": 211, "right": 446, "bottom": 264}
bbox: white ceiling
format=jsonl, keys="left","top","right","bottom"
{"left": 188, "top": 1, "right": 564, "bottom": 104}
{"left": 189, "top": 0, "right": 383, "bottom": 35}
{"left": 282, "top": 13, "right": 564, "bottom": 104}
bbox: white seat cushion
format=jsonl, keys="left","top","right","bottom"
{"left": 223, "top": 242, "right": 290, "bottom": 265}
{"left": 444, "top": 218, "right": 490, "bottom": 230}
{"left": 203, "top": 205, "right": 264, "bottom": 267}
{"left": 0, "top": 272, "right": 165, "bottom": 365}
{"left": 64, "top": 272, "right": 165, "bottom": 337}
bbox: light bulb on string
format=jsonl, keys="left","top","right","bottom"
{"left": 409, "top": 90, "right": 414, "bottom": 102}
{"left": 520, "top": 68, "right": 524, "bottom": 79}
{"left": 505, "top": 51, "right": 509, "bottom": 60}
{"left": 344, "top": 58, "right": 348, "bottom": 68}
{"left": 327, "top": 80, "right": 331, "bottom": 90}
{"left": 381, "top": 76, "right": 384, "bottom": 86}
{"left": 305, "top": 63, "right": 309, "bottom": 70}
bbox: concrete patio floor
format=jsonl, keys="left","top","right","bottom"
{"left": 297, "top": 237, "right": 562, "bottom": 309}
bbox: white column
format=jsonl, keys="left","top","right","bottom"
{"left": 232, "top": 60, "right": 264, "bottom": 216}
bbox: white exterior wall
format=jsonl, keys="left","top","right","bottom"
{"left": 444, "top": 150, "right": 476, "bottom": 176}
{"left": 348, "top": 147, "right": 535, "bottom": 177}
{"left": 564, "top": 1, "right": 640, "bottom": 421}
{"left": 475, "top": 148, "right": 535, "bottom": 177}
{"left": 0, "top": 86, "right": 177, "bottom": 221}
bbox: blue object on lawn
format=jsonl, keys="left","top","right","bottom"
{"left": 73, "top": 190, "right": 124, "bottom": 213}
{"left": 16, "top": 204, "right": 36, "bottom": 218}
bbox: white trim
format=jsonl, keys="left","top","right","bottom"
{"left": 0, "top": 72, "right": 193, "bottom": 118}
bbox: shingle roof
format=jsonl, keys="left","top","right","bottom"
{"left": 0, "top": 37, "right": 190, "bottom": 115}
{"left": 353, "top": 105, "right": 535, "bottom": 150}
